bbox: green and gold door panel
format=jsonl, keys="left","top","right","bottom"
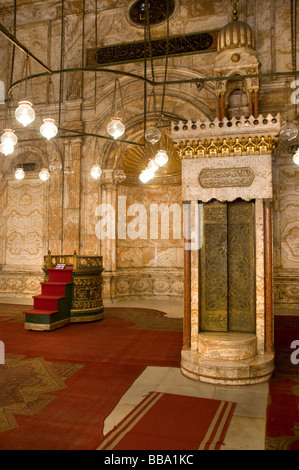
{"left": 200, "top": 201, "right": 255, "bottom": 334}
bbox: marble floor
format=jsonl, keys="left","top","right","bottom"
{"left": 102, "top": 365, "right": 268, "bottom": 451}
{"left": 1, "top": 297, "right": 268, "bottom": 450}
{"left": 102, "top": 299, "right": 268, "bottom": 451}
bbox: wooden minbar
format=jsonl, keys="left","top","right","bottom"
{"left": 24, "top": 251, "right": 104, "bottom": 331}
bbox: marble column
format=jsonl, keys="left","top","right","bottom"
{"left": 254, "top": 90, "right": 259, "bottom": 119}
{"left": 249, "top": 89, "right": 254, "bottom": 117}
{"left": 183, "top": 202, "right": 191, "bottom": 350}
{"left": 216, "top": 93, "right": 221, "bottom": 121}
{"left": 264, "top": 200, "right": 274, "bottom": 354}
{"left": 190, "top": 200, "right": 199, "bottom": 351}
{"left": 220, "top": 93, "right": 226, "bottom": 120}
{"left": 255, "top": 198, "right": 266, "bottom": 354}
{"left": 101, "top": 170, "right": 118, "bottom": 299}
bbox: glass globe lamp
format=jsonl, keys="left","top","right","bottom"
{"left": 114, "top": 169, "right": 126, "bottom": 183}
{"left": 90, "top": 165, "right": 102, "bottom": 180}
{"left": 49, "top": 160, "right": 62, "bottom": 174}
{"left": 147, "top": 159, "right": 159, "bottom": 172}
{"left": 15, "top": 101, "right": 36, "bottom": 127}
{"left": 139, "top": 168, "right": 155, "bottom": 184}
{"left": 0, "top": 141, "right": 14, "bottom": 156}
{"left": 145, "top": 126, "right": 162, "bottom": 144}
{"left": 15, "top": 167, "right": 25, "bottom": 180}
{"left": 107, "top": 118, "right": 125, "bottom": 139}
{"left": 155, "top": 150, "right": 169, "bottom": 167}
{"left": 293, "top": 148, "right": 299, "bottom": 166}
{"left": 40, "top": 118, "right": 58, "bottom": 140}
{"left": 39, "top": 168, "right": 50, "bottom": 182}
{"left": 1, "top": 129, "right": 18, "bottom": 147}
{"left": 280, "top": 122, "right": 298, "bottom": 141}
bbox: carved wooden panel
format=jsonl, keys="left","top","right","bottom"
{"left": 228, "top": 202, "right": 256, "bottom": 332}
{"left": 201, "top": 203, "right": 228, "bottom": 332}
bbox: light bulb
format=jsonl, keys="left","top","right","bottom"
{"left": 1, "top": 129, "right": 18, "bottom": 146}
{"left": 0, "top": 141, "right": 14, "bottom": 156}
{"left": 90, "top": 165, "right": 102, "bottom": 180}
{"left": 15, "top": 167, "right": 25, "bottom": 180}
{"left": 293, "top": 148, "right": 299, "bottom": 166}
{"left": 155, "top": 150, "right": 169, "bottom": 167}
{"left": 280, "top": 122, "right": 298, "bottom": 141}
{"left": 107, "top": 118, "right": 125, "bottom": 139}
{"left": 145, "top": 126, "right": 162, "bottom": 144}
{"left": 148, "top": 159, "right": 159, "bottom": 172}
{"left": 40, "top": 118, "right": 58, "bottom": 140}
{"left": 15, "top": 101, "right": 35, "bottom": 127}
{"left": 39, "top": 168, "right": 50, "bottom": 181}
{"left": 139, "top": 168, "right": 155, "bottom": 183}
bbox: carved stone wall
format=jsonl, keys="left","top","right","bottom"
{"left": 0, "top": 178, "right": 46, "bottom": 298}
{"left": 273, "top": 154, "right": 299, "bottom": 311}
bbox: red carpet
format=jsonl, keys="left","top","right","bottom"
{"left": 266, "top": 315, "right": 299, "bottom": 450}
{"left": 0, "top": 305, "right": 183, "bottom": 450}
{"left": 98, "top": 391, "right": 236, "bottom": 450}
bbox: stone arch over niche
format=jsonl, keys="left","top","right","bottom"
{"left": 226, "top": 75, "right": 249, "bottom": 119}
{"left": 1, "top": 143, "right": 52, "bottom": 178}
{"left": 91, "top": 67, "right": 216, "bottom": 140}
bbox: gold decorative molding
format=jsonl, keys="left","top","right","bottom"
{"left": 177, "top": 135, "right": 278, "bottom": 159}
{"left": 44, "top": 251, "right": 103, "bottom": 271}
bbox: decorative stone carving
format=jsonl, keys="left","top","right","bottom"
{"left": 199, "top": 167, "right": 255, "bottom": 188}
{"left": 182, "top": 154, "right": 273, "bottom": 203}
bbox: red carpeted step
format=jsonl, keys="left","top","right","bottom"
{"left": 23, "top": 308, "right": 58, "bottom": 316}
{"left": 48, "top": 267, "right": 73, "bottom": 283}
{"left": 33, "top": 295, "right": 64, "bottom": 311}
{"left": 41, "top": 282, "right": 72, "bottom": 297}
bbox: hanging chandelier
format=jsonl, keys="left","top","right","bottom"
{"left": 139, "top": 167, "right": 156, "bottom": 183}
{"left": 49, "top": 159, "right": 62, "bottom": 174}
{"left": 1, "top": 129, "right": 18, "bottom": 147}
{"left": 14, "top": 167, "right": 25, "bottom": 180}
{"left": 1, "top": 0, "right": 176, "bottom": 186}
{"left": 145, "top": 126, "right": 162, "bottom": 144}
{"left": 107, "top": 117, "right": 125, "bottom": 140}
{"left": 15, "top": 100, "right": 35, "bottom": 127}
{"left": 155, "top": 150, "right": 169, "bottom": 167}
{"left": 106, "top": 78, "right": 126, "bottom": 140}
{"left": 0, "top": 129, "right": 17, "bottom": 156}
{"left": 39, "top": 168, "right": 51, "bottom": 182}
{"left": 90, "top": 165, "right": 102, "bottom": 180}
{"left": 293, "top": 148, "right": 299, "bottom": 165}
{"left": 40, "top": 118, "right": 58, "bottom": 140}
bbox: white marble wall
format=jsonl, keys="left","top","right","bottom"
{"left": 0, "top": 0, "right": 297, "bottom": 303}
